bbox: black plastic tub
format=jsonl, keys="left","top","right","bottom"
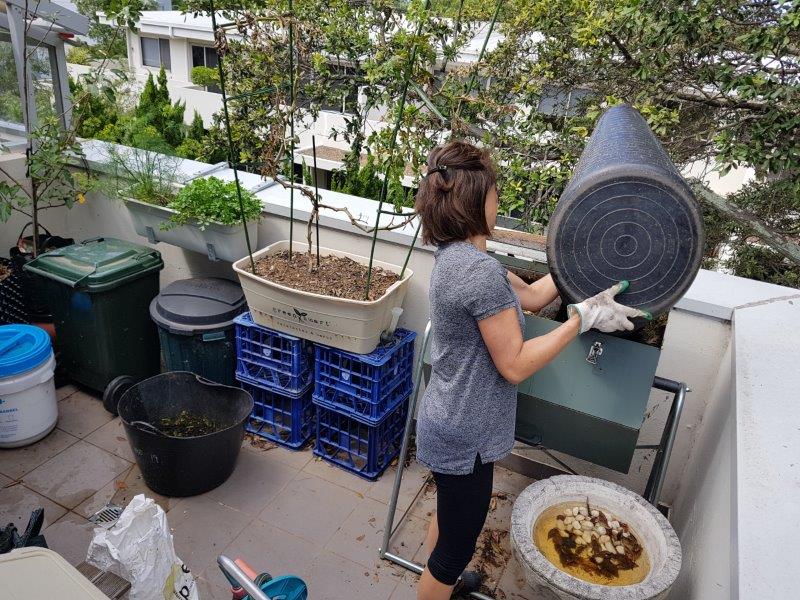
{"left": 118, "top": 372, "right": 253, "bottom": 497}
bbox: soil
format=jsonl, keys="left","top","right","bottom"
{"left": 158, "top": 410, "right": 217, "bottom": 437}
{"left": 249, "top": 250, "right": 401, "bottom": 301}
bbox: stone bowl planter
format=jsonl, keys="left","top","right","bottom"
{"left": 511, "top": 475, "right": 681, "bottom": 600}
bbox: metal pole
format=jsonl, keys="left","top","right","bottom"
{"left": 217, "top": 555, "right": 271, "bottom": 600}
{"left": 644, "top": 377, "right": 688, "bottom": 506}
{"left": 287, "top": 0, "right": 295, "bottom": 258}
{"left": 380, "top": 321, "right": 431, "bottom": 558}
{"left": 311, "top": 135, "right": 321, "bottom": 267}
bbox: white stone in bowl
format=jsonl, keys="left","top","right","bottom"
{"left": 510, "top": 475, "right": 681, "bottom": 600}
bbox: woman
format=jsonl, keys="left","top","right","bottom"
{"left": 414, "top": 141, "right": 646, "bottom": 600}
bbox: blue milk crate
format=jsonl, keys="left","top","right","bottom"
{"left": 241, "top": 380, "right": 315, "bottom": 449}
{"left": 314, "top": 329, "right": 416, "bottom": 423}
{"left": 235, "top": 312, "right": 314, "bottom": 395}
{"left": 313, "top": 398, "right": 408, "bottom": 480}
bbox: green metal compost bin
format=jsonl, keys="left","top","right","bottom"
{"left": 423, "top": 313, "right": 661, "bottom": 474}
{"left": 150, "top": 277, "right": 246, "bottom": 386}
{"left": 24, "top": 238, "right": 164, "bottom": 412}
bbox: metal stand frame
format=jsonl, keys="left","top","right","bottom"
{"left": 379, "top": 322, "right": 688, "bottom": 598}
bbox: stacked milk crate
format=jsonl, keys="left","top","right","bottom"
{"left": 233, "top": 312, "right": 316, "bottom": 448}
{"left": 312, "top": 329, "right": 417, "bottom": 480}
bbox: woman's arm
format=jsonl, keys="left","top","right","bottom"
{"left": 478, "top": 306, "right": 580, "bottom": 384}
{"left": 507, "top": 272, "right": 560, "bottom": 313}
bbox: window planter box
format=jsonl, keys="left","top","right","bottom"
{"left": 233, "top": 240, "right": 413, "bottom": 355}
{"left": 124, "top": 197, "right": 259, "bottom": 262}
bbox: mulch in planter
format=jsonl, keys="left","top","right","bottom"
{"left": 249, "top": 250, "right": 401, "bottom": 301}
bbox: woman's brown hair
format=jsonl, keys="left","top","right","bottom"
{"left": 414, "top": 141, "right": 497, "bottom": 246}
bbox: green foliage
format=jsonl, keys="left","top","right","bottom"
{"left": 175, "top": 137, "right": 206, "bottom": 160}
{"left": 330, "top": 156, "right": 409, "bottom": 208}
{"left": 0, "top": 117, "right": 98, "bottom": 223}
{"left": 73, "top": 0, "right": 155, "bottom": 58}
{"left": 102, "top": 144, "right": 182, "bottom": 206}
{"left": 191, "top": 66, "right": 219, "bottom": 88}
{"left": 66, "top": 46, "right": 92, "bottom": 66}
{"left": 725, "top": 244, "right": 800, "bottom": 289}
{"left": 188, "top": 111, "right": 205, "bottom": 142}
{"left": 133, "top": 69, "right": 186, "bottom": 149}
{"left": 171, "top": 1, "right": 800, "bottom": 286}
{"left": 166, "top": 176, "right": 262, "bottom": 229}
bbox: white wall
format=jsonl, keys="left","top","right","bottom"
{"left": 669, "top": 343, "right": 733, "bottom": 599}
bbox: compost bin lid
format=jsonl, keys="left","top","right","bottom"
{"left": 546, "top": 105, "right": 703, "bottom": 321}
{"left": 150, "top": 277, "right": 246, "bottom": 334}
{"left": 0, "top": 324, "right": 52, "bottom": 377}
{"left": 0, "top": 547, "right": 108, "bottom": 599}
{"left": 22, "top": 237, "right": 164, "bottom": 292}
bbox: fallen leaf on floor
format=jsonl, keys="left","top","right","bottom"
{"left": 114, "top": 480, "right": 128, "bottom": 491}
{"left": 356, "top": 534, "right": 365, "bottom": 542}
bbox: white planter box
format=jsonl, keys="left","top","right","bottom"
{"left": 233, "top": 240, "right": 413, "bottom": 354}
{"left": 124, "top": 197, "right": 258, "bottom": 262}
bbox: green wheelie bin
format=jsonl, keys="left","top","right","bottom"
{"left": 24, "top": 237, "right": 164, "bottom": 413}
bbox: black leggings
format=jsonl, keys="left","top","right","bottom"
{"left": 427, "top": 455, "right": 494, "bottom": 586}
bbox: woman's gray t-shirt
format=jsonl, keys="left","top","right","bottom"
{"left": 416, "top": 241, "right": 524, "bottom": 475}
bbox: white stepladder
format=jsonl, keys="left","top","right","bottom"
{"left": 377, "top": 321, "right": 495, "bottom": 600}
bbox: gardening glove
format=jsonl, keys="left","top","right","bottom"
{"left": 567, "top": 281, "right": 652, "bottom": 334}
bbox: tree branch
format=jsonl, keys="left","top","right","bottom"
{"left": 692, "top": 181, "right": 800, "bottom": 267}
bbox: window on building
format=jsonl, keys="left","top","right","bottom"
{"left": 191, "top": 45, "right": 218, "bottom": 69}
{"left": 190, "top": 45, "right": 219, "bottom": 92}
{"left": 141, "top": 37, "right": 171, "bottom": 70}
{"left": 537, "top": 85, "right": 592, "bottom": 117}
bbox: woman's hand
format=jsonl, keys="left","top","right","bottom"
{"left": 567, "top": 281, "right": 652, "bottom": 334}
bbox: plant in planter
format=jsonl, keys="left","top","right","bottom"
{"left": 187, "top": 0, "right": 430, "bottom": 352}
{"left": 163, "top": 176, "right": 261, "bottom": 231}
{"left": 103, "top": 145, "right": 261, "bottom": 261}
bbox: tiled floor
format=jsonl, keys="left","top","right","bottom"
{"left": 0, "top": 384, "right": 539, "bottom": 599}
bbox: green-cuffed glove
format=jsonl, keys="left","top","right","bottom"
{"left": 567, "top": 281, "right": 652, "bottom": 334}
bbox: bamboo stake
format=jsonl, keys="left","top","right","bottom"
{"left": 364, "top": 0, "right": 432, "bottom": 300}
{"left": 454, "top": 0, "right": 503, "bottom": 126}
{"left": 398, "top": 0, "right": 504, "bottom": 278}
{"left": 209, "top": 0, "right": 255, "bottom": 271}
{"left": 288, "top": 0, "right": 296, "bottom": 259}
{"left": 312, "top": 135, "right": 321, "bottom": 267}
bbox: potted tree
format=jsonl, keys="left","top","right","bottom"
{"left": 201, "top": 4, "right": 419, "bottom": 353}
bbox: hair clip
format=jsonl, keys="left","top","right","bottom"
{"left": 423, "top": 165, "right": 448, "bottom": 178}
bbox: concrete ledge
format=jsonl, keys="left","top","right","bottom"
{"left": 731, "top": 297, "right": 800, "bottom": 598}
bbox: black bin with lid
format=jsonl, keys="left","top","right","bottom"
{"left": 150, "top": 277, "right": 246, "bottom": 386}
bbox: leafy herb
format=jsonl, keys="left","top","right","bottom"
{"left": 165, "top": 176, "right": 262, "bottom": 230}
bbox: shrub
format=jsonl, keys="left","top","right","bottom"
{"left": 191, "top": 66, "right": 219, "bottom": 88}
{"left": 66, "top": 46, "right": 91, "bottom": 66}
{"left": 166, "top": 176, "right": 262, "bottom": 230}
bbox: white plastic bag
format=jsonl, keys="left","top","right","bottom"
{"left": 86, "top": 494, "right": 199, "bottom": 600}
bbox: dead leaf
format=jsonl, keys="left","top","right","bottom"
{"left": 356, "top": 534, "right": 365, "bottom": 542}
{"left": 114, "top": 480, "right": 128, "bottom": 491}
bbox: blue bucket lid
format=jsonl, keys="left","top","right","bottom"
{"left": 0, "top": 325, "right": 53, "bottom": 377}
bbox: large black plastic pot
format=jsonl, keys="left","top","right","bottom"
{"left": 118, "top": 372, "right": 253, "bottom": 497}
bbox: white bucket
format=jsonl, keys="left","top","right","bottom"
{"left": 233, "top": 240, "right": 412, "bottom": 354}
{"left": 0, "top": 353, "right": 57, "bottom": 448}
